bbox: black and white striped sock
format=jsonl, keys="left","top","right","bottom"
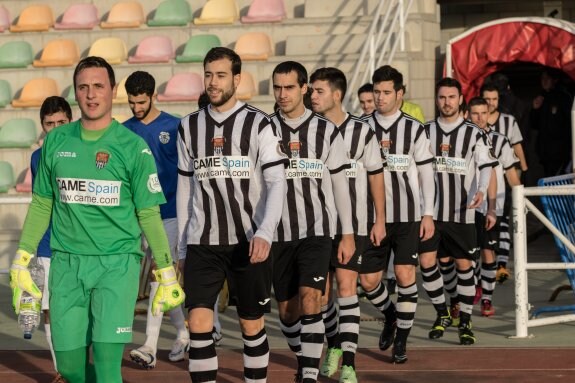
{"left": 337, "top": 295, "right": 360, "bottom": 368}
{"left": 365, "top": 281, "right": 396, "bottom": 321}
{"left": 188, "top": 331, "right": 217, "bottom": 383}
{"left": 243, "top": 328, "right": 269, "bottom": 383}
{"left": 481, "top": 262, "right": 497, "bottom": 301}
{"left": 321, "top": 298, "right": 340, "bottom": 349}
{"left": 396, "top": 282, "right": 418, "bottom": 343}
{"left": 439, "top": 259, "right": 458, "bottom": 300}
{"left": 420, "top": 264, "right": 447, "bottom": 314}
{"left": 300, "top": 313, "right": 324, "bottom": 383}
{"left": 457, "top": 267, "right": 475, "bottom": 316}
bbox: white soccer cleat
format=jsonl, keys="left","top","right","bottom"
{"left": 169, "top": 338, "right": 190, "bottom": 362}
{"left": 212, "top": 328, "right": 223, "bottom": 346}
{"left": 130, "top": 345, "right": 157, "bottom": 369}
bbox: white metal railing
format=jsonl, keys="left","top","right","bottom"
{"left": 512, "top": 184, "right": 575, "bottom": 338}
{"left": 344, "top": 0, "right": 413, "bottom": 113}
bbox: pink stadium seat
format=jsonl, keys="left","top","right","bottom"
{"left": 55, "top": 4, "right": 99, "bottom": 30}
{"left": 241, "top": 0, "right": 286, "bottom": 23}
{"left": 234, "top": 32, "right": 273, "bottom": 61}
{"left": 10, "top": 5, "right": 54, "bottom": 32}
{"left": 101, "top": 1, "right": 145, "bottom": 29}
{"left": 0, "top": 5, "right": 10, "bottom": 32}
{"left": 12, "top": 78, "right": 59, "bottom": 108}
{"left": 157, "top": 73, "right": 203, "bottom": 102}
{"left": 128, "top": 36, "right": 175, "bottom": 64}
{"left": 236, "top": 71, "right": 257, "bottom": 100}
{"left": 16, "top": 167, "right": 32, "bottom": 193}
{"left": 33, "top": 39, "right": 80, "bottom": 67}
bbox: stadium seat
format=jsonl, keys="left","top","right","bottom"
{"left": 12, "top": 78, "right": 59, "bottom": 108}
{"left": 236, "top": 71, "right": 257, "bottom": 100}
{"left": 88, "top": 37, "right": 128, "bottom": 65}
{"left": 128, "top": 36, "right": 174, "bottom": 63}
{"left": 10, "top": 4, "right": 54, "bottom": 32}
{"left": 176, "top": 34, "right": 221, "bottom": 63}
{"left": 148, "top": 0, "right": 192, "bottom": 27}
{"left": 194, "top": 0, "right": 239, "bottom": 25}
{"left": 234, "top": 32, "right": 273, "bottom": 61}
{"left": 0, "top": 161, "right": 15, "bottom": 193}
{"left": 0, "top": 41, "right": 34, "bottom": 68}
{"left": 241, "top": 0, "right": 286, "bottom": 23}
{"left": 157, "top": 73, "right": 203, "bottom": 102}
{"left": 33, "top": 39, "right": 80, "bottom": 67}
{"left": 0, "top": 118, "right": 37, "bottom": 148}
{"left": 16, "top": 167, "right": 32, "bottom": 193}
{"left": 0, "top": 80, "right": 12, "bottom": 107}
{"left": 0, "top": 5, "right": 10, "bottom": 32}
{"left": 101, "top": 1, "right": 145, "bottom": 29}
{"left": 113, "top": 77, "right": 129, "bottom": 104}
{"left": 55, "top": 4, "right": 99, "bottom": 30}
{"left": 64, "top": 85, "right": 78, "bottom": 106}
{"left": 113, "top": 114, "right": 130, "bottom": 123}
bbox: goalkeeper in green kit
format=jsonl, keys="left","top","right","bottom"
{"left": 9, "top": 56, "right": 184, "bottom": 383}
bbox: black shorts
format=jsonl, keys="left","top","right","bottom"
{"left": 426, "top": 221, "right": 478, "bottom": 260}
{"left": 360, "top": 222, "right": 420, "bottom": 274}
{"left": 330, "top": 234, "right": 371, "bottom": 272}
{"left": 271, "top": 236, "right": 332, "bottom": 302}
{"left": 475, "top": 212, "right": 500, "bottom": 251}
{"left": 183, "top": 243, "right": 272, "bottom": 320}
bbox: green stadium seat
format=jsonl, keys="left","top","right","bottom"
{"left": 0, "top": 118, "right": 38, "bottom": 148}
{"left": 64, "top": 86, "right": 78, "bottom": 106}
{"left": 0, "top": 80, "right": 11, "bottom": 108}
{"left": 176, "top": 34, "right": 221, "bottom": 63}
{"left": 0, "top": 161, "right": 16, "bottom": 193}
{"left": 0, "top": 41, "right": 33, "bottom": 68}
{"left": 148, "top": 0, "right": 192, "bottom": 27}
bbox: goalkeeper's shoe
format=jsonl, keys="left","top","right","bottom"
{"left": 339, "top": 365, "right": 358, "bottom": 383}
{"left": 496, "top": 266, "right": 511, "bottom": 284}
{"left": 320, "top": 347, "right": 342, "bottom": 377}
{"left": 151, "top": 266, "right": 185, "bottom": 316}
{"left": 169, "top": 337, "right": 190, "bottom": 362}
{"left": 130, "top": 345, "right": 157, "bottom": 369}
{"left": 429, "top": 313, "right": 452, "bottom": 339}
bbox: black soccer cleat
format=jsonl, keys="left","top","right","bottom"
{"left": 379, "top": 320, "right": 397, "bottom": 351}
{"left": 428, "top": 313, "right": 453, "bottom": 339}
{"left": 391, "top": 340, "right": 408, "bottom": 364}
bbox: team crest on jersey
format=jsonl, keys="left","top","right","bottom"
{"left": 380, "top": 140, "right": 392, "bottom": 156}
{"left": 277, "top": 141, "right": 288, "bottom": 157}
{"left": 212, "top": 136, "right": 225, "bottom": 155}
{"left": 289, "top": 141, "right": 302, "bottom": 158}
{"left": 95, "top": 151, "right": 110, "bottom": 169}
{"left": 159, "top": 131, "right": 170, "bottom": 144}
{"left": 440, "top": 143, "right": 451, "bottom": 157}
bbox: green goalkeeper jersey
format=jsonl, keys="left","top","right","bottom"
{"left": 34, "top": 120, "right": 166, "bottom": 256}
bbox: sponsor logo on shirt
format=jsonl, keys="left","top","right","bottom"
{"left": 159, "top": 131, "right": 170, "bottom": 144}
{"left": 440, "top": 143, "right": 450, "bottom": 157}
{"left": 147, "top": 173, "right": 162, "bottom": 193}
{"left": 385, "top": 154, "right": 411, "bottom": 172}
{"left": 56, "top": 151, "right": 77, "bottom": 158}
{"left": 285, "top": 158, "right": 324, "bottom": 179}
{"left": 380, "top": 139, "right": 392, "bottom": 156}
{"left": 434, "top": 156, "right": 467, "bottom": 174}
{"left": 95, "top": 151, "right": 110, "bottom": 169}
{"left": 345, "top": 159, "right": 358, "bottom": 178}
{"left": 289, "top": 141, "right": 302, "bottom": 158}
{"left": 193, "top": 156, "right": 252, "bottom": 181}
{"left": 212, "top": 136, "right": 225, "bottom": 156}
{"left": 57, "top": 178, "right": 121, "bottom": 206}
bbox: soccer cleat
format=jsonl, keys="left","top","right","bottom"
{"left": 293, "top": 372, "right": 303, "bottom": 383}
{"left": 212, "top": 327, "right": 223, "bottom": 346}
{"left": 496, "top": 266, "right": 510, "bottom": 284}
{"left": 473, "top": 285, "right": 482, "bottom": 305}
{"left": 169, "top": 337, "right": 190, "bottom": 362}
{"left": 378, "top": 320, "right": 396, "bottom": 351}
{"left": 458, "top": 322, "right": 476, "bottom": 345}
{"left": 339, "top": 365, "right": 358, "bottom": 383}
{"left": 130, "top": 345, "right": 157, "bottom": 369}
{"left": 320, "top": 347, "right": 342, "bottom": 377}
{"left": 428, "top": 313, "right": 452, "bottom": 339}
{"left": 450, "top": 302, "right": 461, "bottom": 327}
{"left": 391, "top": 340, "right": 408, "bottom": 364}
{"left": 481, "top": 299, "right": 495, "bottom": 317}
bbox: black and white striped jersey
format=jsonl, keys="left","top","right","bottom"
{"left": 490, "top": 112, "right": 523, "bottom": 145}
{"left": 478, "top": 129, "right": 519, "bottom": 216}
{"left": 364, "top": 111, "right": 435, "bottom": 223}
{"left": 425, "top": 117, "right": 498, "bottom": 223}
{"left": 177, "top": 103, "right": 288, "bottom": 246}
{"left": 335, "top": 114, "right": 384, "bottom": 236}
{"left": 271, "top": 111, "right": 351, "bottom": 241}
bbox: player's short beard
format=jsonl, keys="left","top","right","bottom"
{"left": 210, "top": 86, "right": 235, "bottom": 107}
{"left": 136, "top": 102, "right": 152, "bottom": 121}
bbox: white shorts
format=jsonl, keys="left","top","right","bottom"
{"left": 36, "top": 256, "right": 51, "bottom": 311}
{"left": 144, "top": 217, "right": 178, "bottom": 264}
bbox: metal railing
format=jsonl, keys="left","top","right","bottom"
{"left": 343, "top": 0, "right": 413, "bottom": 112}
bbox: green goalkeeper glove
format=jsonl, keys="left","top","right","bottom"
{"left": 10, "top": 250, "right": 42, "bottom": 314}
{"left": 151, "top": 265, "right": 185, "bottom": 316}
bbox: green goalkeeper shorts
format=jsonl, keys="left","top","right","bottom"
{"left": 49, "top": 252, "right": 141, "bottom": 351}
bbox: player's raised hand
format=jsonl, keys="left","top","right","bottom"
{"left": 10, "top": 250, "right": 42, "bottom": 314}
{"left": 151, "top": 265, "right": 185, "bottom": 316}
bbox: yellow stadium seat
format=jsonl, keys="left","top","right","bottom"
{"left": 33, "top": 39, "right": 80, "bottom": 67}
{"left": 194, "top": 0, "right": 239, "bottom": 25}
{"left": 113, "top": 77, "right": 129, "bottom": 104}
{"left": 55, "top": 4, "right": 99, "bottom": 30}
{"left": 157, "top": 73, "right": 203, "bottom": 102}
{"left": 10, "top": 5, "right": 54, "bottom": 32}
{"left": 234, "top": 32, "right": 273, "bottom": 61}
{"left": 236, "top": 71, "right": 257, "bottom": 100}
{"left": 0, "top": 5, "right": 11, "bottom": 32}
{"left": 88, "top": 37, "right": 128, "bottom": 65}
{"left": 101, "top": 1, "right": 145, "bottom": 29}
{"left": 12, "top": 78, "right": 59, "bottom": 108}
{"left": 128, "top": 36, "right": 174, "bottom": 63}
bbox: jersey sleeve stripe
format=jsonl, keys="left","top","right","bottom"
{"left": 329, "top": 163, "right": 351, "bottom": 174}
{"left": 415, "top": 157, "right": 435, "bottom": 166}
{"left": 261, "top": 158, "right": 289, "bottom": 171}
{"left": 178, "top": 168, "right": 194, "bottom": 176}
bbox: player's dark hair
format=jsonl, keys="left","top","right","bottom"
{"left": 40, "top": 96, "right": 72, "bottom": 122}
{"left": 372, "top": 65, "right": 403, "bottom": 92}
{"left": 125, "top": 71, "right": 155, "bottom": 97}
{"left": 480, "top": 82, "right": 499, "bottom": 96}
{"left": 357, "top": 83, "right": 373, "bottom": 96}
{"left": 198, "top": 92, "right": 210, "bottom": 109}
{"left": 272, "top": 61, "right": 308, "bottom": 87}
{"left": 310, "top": 67, "right": 347, "bottom": 100}
{"left": 203, "top": 47, "right": 242, "bottom": 76}
{"left": 435, "top": 77, "right": 462, "bottom": 96}
{"left": 73, "top": 56, "right": 116, "bottom": 89}
{"left": 467, "top": 96, "right": 488, "bottom": 111}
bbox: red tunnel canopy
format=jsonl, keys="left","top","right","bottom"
{"left": 447, "top": 17, "right": 575, "bottom": 100}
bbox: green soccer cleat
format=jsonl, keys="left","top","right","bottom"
{"left": 339, "top": 365, "right": 358, "bottom": 383}
{"left": 428, "top": 313, "right": 453, "bottom": 339}
{"left": 458, "top": 322, "right": 476, "bottom": 345}
{"left": 320, "top": 347, "right": 342, "bottom": 377}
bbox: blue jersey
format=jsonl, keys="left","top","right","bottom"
{"left": 30, "top": 148, "right": 52, "bottom": 257}
{"left": 123, "top": 111, "right": 179, "bottom": 219}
